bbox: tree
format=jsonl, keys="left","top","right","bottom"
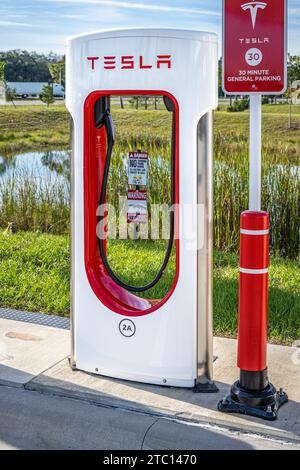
{"left": 129, "top": 96, "right": 139, "bottom": 109}
{"left": 0, "top": 50, "right": 62, "bottom": 82}
{"left": 40, "top": 84, "right": 55, "bottom": 107}
{"left": 0, "top": 61, "right": 5, "bottom": 102}
{"left": 287, "top": 54, "right": 300, "bottom": 129}
{"left": 5, "top": 86, "right": 17, "bottom": 107}
{"left": 142, "top": 96, "right": 149, "bottom": 110}
{"left": 218, "top": 58, "right": 223, "bottom": 97}
{"left": 0, "top": 61, "right": 5, "bottom": 81}
{"left": 49, "top": 58, "right": 65, "bottom": 87}
{"left": 288, "top": 55, "right": 300, "bottom": 85}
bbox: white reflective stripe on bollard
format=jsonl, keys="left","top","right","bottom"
{"left": 239, "top": 267, "right": 269, "bottom": 274}
{"left": 240, "top": 229, "right": 269, "bottom": 235}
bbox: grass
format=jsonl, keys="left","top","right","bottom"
{"left": 106, "top": 239, "right": 176, "bottom": 300}
{"left": 260, "top": 104, "right": 300, "bottom": 114}
{"left": 0, "top": 232, "right": 299, "bottom": 345}
{"left": 0, "top": 168, "right": 70, "bottom": 234}
{"left": 0, "top": 103, "right": 299, "bottom": 258}
{"left": 0, "top": 103, "right": 299, "bottom": 157}
{"left": 214, "top": 111, "right": 300, "bottom": 162}
{"left": 0, "top": 232, "right": 70, "bottom": 315}
{"left": 213, "top": 250, "right": 300, "bottom": 345}
{"left": 1, "top": 145, "right": 297, "bottom": 257}
{"left": 0, "top": 105, "right": 70, "bottom": 156}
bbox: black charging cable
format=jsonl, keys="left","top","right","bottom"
{"left": 97, "top": 99, "right": 175, "bottom": 292}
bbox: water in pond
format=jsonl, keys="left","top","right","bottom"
{"left": 0, "top": 149, "right": 171, "bottom": 210}
{"left": 1, "top": 150, "right": 299, "bottom": 187}
{"left": 0, "top": 148, "right": 298, "bottom": 258}
{"left": 0, "top": 150, "right": 71, "bottom": 181}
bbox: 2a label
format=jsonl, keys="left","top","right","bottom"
{"left": 119, "top": 319, "right": 136, "bottom": 337}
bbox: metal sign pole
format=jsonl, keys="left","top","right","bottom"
{"left": 249, "top": 95, "right": 262, "bottom": 211}
{"left": 219, "top": 96, "right": 289, "bottom": 418}
{"left": 219, "top": 0, "right": 289, "bottom": 421}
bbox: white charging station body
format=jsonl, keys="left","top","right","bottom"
{"left": 66, "top": 29, "right": 218, "bottom": 387}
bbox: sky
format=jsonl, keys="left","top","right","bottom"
{"left": 0, "top": 0, "right": 299, "bottom": 56}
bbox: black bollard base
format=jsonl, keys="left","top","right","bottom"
{"left": 218, "top": 380, "right": 288, "bottom": 421}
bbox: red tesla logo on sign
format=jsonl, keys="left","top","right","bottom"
{"left": 223, "top": 0, "right": 287, "bottom": 94}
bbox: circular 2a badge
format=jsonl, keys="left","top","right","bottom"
{"left": 119, "top": 319, "right": 136, "bottom": 337}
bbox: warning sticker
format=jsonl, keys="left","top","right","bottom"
{"left": 128, "top": 152, "right": 149, "bottom": 187}
{"left": 127, "top": 189, "right": 147, "bottom": 224}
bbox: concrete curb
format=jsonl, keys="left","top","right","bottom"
{"left": 24, "top": 367, "right": 300, "bottom": 446}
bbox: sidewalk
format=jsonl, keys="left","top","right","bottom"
{"left": 0, "top": 307, "right": 299, "bottom": 449}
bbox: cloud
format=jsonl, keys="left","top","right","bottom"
{"left": 0, "top": 20, "right": 31, "bottom": 27}
{"left": 49, "top": 0, "right": 220, "bottom": 17}
{"left": 59, "top": 5, "right": 127, "bottom": 22}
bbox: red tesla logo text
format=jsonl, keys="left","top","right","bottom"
{"left": 87, "top": 55, "right": 172, "bottom": 70}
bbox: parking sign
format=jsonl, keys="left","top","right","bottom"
{"left": 223, "top": 0, "right": 287, "bottom": 94}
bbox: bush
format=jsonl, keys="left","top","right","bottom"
{"left": 227, "top": 99, "right": 249, "bottom": 112}
{"left": 40, "top": 84, "right": 55, "bottom": 107}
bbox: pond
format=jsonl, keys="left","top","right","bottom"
{"left": 0, "top": 150, "right": 71, "bottom": 181}
{"left": 1, "top": 150, "right": 299, "bottom": 206}
{"left": 0, "top": 148, "right": 172, "bottom": 215}
{"left": 0, "top": 149, "right": 169, "bottom": 187}
{"left": 1, "top": 150, "right": 299, "bottom": 192}
{"left": 0, "top": 148, "right": 298, "bottom": 258}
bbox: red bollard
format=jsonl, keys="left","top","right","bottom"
{"left": 218, "top": 211, "right": 288, "bottom": 420}
{"left": 238, "top": 211, "right": 269, "bottom": 387}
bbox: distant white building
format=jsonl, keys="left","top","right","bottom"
{"left": 7, "top": 82, "right": 65, "bottom": 98}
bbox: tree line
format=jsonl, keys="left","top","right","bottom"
{"left": 0, "top": 50, "right": 65, "bottom": 86}
{"left": 0, "top": 49, "right": 299, "bottom": 91}
{"left": 0, "top": 50, "right": 299, "bottom": 112}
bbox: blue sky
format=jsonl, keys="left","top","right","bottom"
{"left": 0, "top": 0, "right": 299, "bottom": 56}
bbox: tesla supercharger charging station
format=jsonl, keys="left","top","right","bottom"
{"left": 66, "top": 29, "right": 218, "bottom": 389}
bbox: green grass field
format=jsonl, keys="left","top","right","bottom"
{"left": 0, "top": 232, "right": 298, "bottom": 345}
{"left": 0, "top": 103, "right": 299, "bottom": 157}
{"left": 0, "top": 105, "right": 70, "bottom": 156}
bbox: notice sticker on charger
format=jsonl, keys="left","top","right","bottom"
{"left": 127, "top": 189, "right": 147, "bottom": 224}
{"left": 128, "top": 152, "right": 149, "bottom": 187}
